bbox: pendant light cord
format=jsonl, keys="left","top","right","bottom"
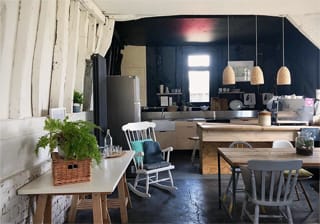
{"left": 282, "top": 17, "right": 285, "bottom": 66}
{"left": 227, "top": 16, "right": 230, "bottom": 61}
{"left": 255, "top": 15, "right": 258, "bottom": 66}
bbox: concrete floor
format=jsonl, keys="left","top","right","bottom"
{"left": 74, "top": 150, "right": 319, "bottom": 224}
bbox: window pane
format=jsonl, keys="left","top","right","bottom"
{"left": 188, "top": 55, "right": 210, "bottom": 67}
{"left": 188, "top": 71, "right": 210, "bottom": 102}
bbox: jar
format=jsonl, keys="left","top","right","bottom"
{"left": 295, "top": 133, "right": 314, "bottom": 156}
{"left": 258, "top": 110, "right": 271, "bottom": 126}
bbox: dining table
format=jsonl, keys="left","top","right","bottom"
{"left": 217, "top": 147, "right": 320, "bottom": 217}
{"left": 18, "top": 150, "right": 135, "bottom": 224}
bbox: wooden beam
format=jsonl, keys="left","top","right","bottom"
{"left": 0, "top": 0, "right": 19, "bottom": 119}
{"left": 32, "top": 0, "right": 57, "bottom": 117}
{"left": 86, "top": 16, "right": 97, "bottom": 59}
{"left": 79, "top": 0, "right": 105, "bottom": 24}
{"left": 75, "top": 10, "right": 89, "bottom": 92}
{"left": 83, "top": 59, "right": 93, "bottom": 111}
{"left": 94, "top": 18, "right": 115, "bottom": 56}
{"left": 64, "top": 0, "right": 81, "bottom": 113}
{"left": 9, "top": 0, "right": 41, "bottom": 118}
{"left": 50, "top": 0, "right": 70, "bottom": 108}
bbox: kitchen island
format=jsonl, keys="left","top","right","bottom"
{"left": 197, "top": 122, "right": 312, "bottom": 174}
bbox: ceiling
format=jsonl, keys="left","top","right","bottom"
{"left": 93, "top": 0, "right": 320, "bottom": 48}
{"left": 115, "top": 16, "right": 282, "bottom": 46}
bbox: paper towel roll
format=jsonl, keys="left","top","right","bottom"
{"left": 316, "top": 89, "right": 320, "bottom": 100}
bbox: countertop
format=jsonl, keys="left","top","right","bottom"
{"left": 197, "top": 122, "right": 314, "bottom": 131}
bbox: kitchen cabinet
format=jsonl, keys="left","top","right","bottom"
{"left": 155, "top": 120, "right": 198, "bottom": 150}
{"left": 155, "top": 130, "right": 176, "bottom": 149}
{"left": 175, "top": 121, "right": 198, "bottom": 150}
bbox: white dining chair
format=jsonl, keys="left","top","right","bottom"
{"left": 272, "top": 140, "right": 314, "bottom": 211}
{"left": 221, "top": 141, "right": 252, "bottom": 215}
{"left": 240, "top": 159, "right": 302, "bottom": 224}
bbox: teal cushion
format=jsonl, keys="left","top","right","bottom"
{"left": 130, "top": 139, "right": 152, "bottom": 165}
{"left": 143, "top": 141, "right": 163, "bottom": 164}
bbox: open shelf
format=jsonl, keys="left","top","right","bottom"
{"left": 156, "top": 93, "right": 183, "bottom": 96}
{"left": 218, "top": 92, "right": 244, "bottom": 95}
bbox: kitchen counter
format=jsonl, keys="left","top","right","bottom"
{"left": 197, "top": 122, "right": 316, "bottom": 174}
{"left": 142, "top": 110, "right": 258, "bottom": 121}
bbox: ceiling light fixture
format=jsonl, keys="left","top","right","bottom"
{"left": 277, "top": 17, "right": 291, "bottom": 85}
{"left": 250, "top": 16, "right": 264, "bottom": 85}
{"left": 222, "top": 16, "right": 235, "bottom": 85}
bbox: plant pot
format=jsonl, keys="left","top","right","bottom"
{"left": 73, "top": 103, "right": 81, "bottom": 113}
{"left": 295, "top": 135, "right": 314, "bottom": 156}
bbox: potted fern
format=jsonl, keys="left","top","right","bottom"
{"left": 73, "top": 90, "right": 83, "bottom": 113}
{"left": 35, "top": 117, "right": 102, "bottom": 185}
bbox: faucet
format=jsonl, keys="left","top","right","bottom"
{"left": 161, "top": 107, "right": 165, "bottom": 119}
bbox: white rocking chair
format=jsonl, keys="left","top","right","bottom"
{"left": 122, "top": 121, "right": 177, "bottom": 198}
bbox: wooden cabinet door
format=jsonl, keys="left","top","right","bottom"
{"left": 175, "top": 121, "right": 197, "bottom": 150}
{"left": 155, "top": 130, "right": 176, "bottom": 149}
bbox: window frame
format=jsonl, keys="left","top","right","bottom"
{"left": 187, "top": 54, "right": 211, "bottom": 103}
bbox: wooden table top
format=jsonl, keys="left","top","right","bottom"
{"left": 218, "top": 147, "right": 320, "bottom": 167}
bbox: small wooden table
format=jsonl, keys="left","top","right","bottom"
{"left": 18, "top": 151, "right": 134, "bottom": 224}
{"left": 217, "top": 147, "right": 320, "bottom": 216}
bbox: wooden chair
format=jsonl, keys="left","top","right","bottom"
{"left": 240, "top": 159, "right": 302, "bottom": 224}
{"left": 221, "top": 141, "right": 252, "bottom": 215}
{"left": 272, "top": 140, "right": 314, "bottom": 211}
{"left": 122, "top": 121, "right": 177, "bottom": 198}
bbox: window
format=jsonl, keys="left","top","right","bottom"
{"left": 188, "top": 54, "right": 210, "bottom": 102}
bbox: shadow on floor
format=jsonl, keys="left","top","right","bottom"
{"left": 72, "top": 150, "right": 319, "bottom": 224}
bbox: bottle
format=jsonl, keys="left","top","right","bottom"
{"left": 104, "top": 129, "right": 113, "bottom": 147}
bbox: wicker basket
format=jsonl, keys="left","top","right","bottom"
{"left": 51, "top": 152, "right": 91, "bottom": 185}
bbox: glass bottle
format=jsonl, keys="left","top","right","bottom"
{"left": 104, "top": 129, "right": 113, "bottom": 147}
{"left": 104, "top": 129, "right": 113, "bottom": 156}
{"left": 295, "top": 132, "right": 314, "bottom": 156}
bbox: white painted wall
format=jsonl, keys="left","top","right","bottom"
{"left": 95, "top": 0, "right": 320, "bottom": 49}
{"left": 121, "top": 46, "right": 147, "bottom": 106}
{"left": 0, "top": 0, "right": 114, "bottom": 222}
{"left": 0, "top": 0, "right": 19, "bottom": 120}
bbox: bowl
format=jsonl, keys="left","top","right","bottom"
{"left": 200, "top": 105, "right": 209, "bottom": 111}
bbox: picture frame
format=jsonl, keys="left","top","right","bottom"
{"left": 228, "top": 60, "right": 254, "bottom": 82}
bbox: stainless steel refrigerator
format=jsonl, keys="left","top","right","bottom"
{"left": 107, "top": 75, "right": 141, "bottom": 148}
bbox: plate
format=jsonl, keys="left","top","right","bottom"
{"left": 229, "top": 100, "right": 244, "bottom": 110}
{"left": 105, "top": 151, "right": 125, "bottom": 158}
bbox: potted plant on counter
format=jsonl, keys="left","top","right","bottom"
{"left": 35, "top": 117, "right": 102, "bottom": 185}
{"left": 73, "top": 90, "right": 83, "bottom": 113}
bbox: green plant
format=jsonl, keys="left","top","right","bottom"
{"left": 73, "top": 90, "right": 83, "bottom": 104}
{"left": 35, "top": 117, "right": 101, "bottom": 164}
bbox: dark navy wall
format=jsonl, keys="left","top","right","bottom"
{"left": 146, "top": 18, "right": 320, "bottom": 108}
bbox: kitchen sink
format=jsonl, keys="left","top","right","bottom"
{"left": 152, "top": 119, "right": 176, "bottom": 131}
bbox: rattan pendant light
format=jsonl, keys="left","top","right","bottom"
{"left": 250, "top": 16, "right": 264, "bottom": 85}
{"left": 277, "top": 17, "right": 291, "bottom": 85}
{"left": 222, "top": 16, "right": 235, "bottom": 85}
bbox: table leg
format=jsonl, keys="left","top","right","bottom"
{"left": 218, "top": 151, "right": 221, "bottom": 209}
{"left": 118, "top": 175, "right": 128, "bottom": 224}
{"left": 68, "top": 194, "right": 79, "bottom": 222}
{"left": 92, "top": 193, "right": 103, "bottom": 224}
{"left": 124, "top": 175, "right": 132, "bottom": 208}
{"left": 101, "top": 193, "right": 111, "bottom": 223}
{"left": 34, "top": 194, "right": 49, "bottom": 223}
{"left": 231, "top": 166, "right": 236, "bottom": 215}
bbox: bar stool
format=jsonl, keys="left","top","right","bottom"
{"left": 189, "top": 136, "right": 200, "bottom": 164}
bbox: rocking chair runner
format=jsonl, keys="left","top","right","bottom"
{"left": 122, "top": 121, "right": 177, "bottom": 198}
